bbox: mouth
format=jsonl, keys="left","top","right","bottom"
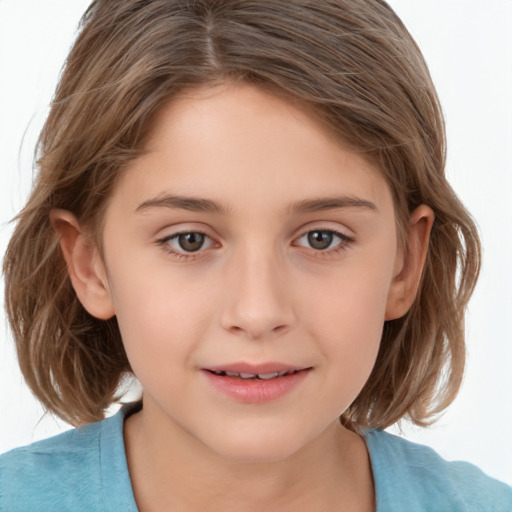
{"left": 206, "top": 369, "right": 304, "bottom": 380}
{"left": 203, "top": 361, "right": 312, "bottom": 379}
{"left": 202, "top": 363, "right": 312, "bottom": 403}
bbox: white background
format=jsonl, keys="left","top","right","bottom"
{"left": 0, "top": 0, "right": 511, "bottom": 484}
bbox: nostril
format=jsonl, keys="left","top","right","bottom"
{"left": 219, "top": 292, "right": 296, "bottom": 339}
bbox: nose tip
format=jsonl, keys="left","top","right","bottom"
{"left": 227, "top": 318, "right": 291, "bottom": 340}
{"left": 219, "top": 251, "right": 295, "bottom": 340}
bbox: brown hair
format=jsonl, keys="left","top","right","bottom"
{"left": 4, "top": 0, "right": 480, "bottom": 428}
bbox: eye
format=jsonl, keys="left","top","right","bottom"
{"left": 158, "top": 231, "right": 215, "bottom": 255}
{"left": 296, "top": 229, "right": 352, "bottom": 252}
{"left": 175, "top": 232, "right": 208, "bottom": 252}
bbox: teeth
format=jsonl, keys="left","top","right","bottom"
{"left": 210, "top": 369, "right": 300, "bottom": 379}
{"left": 258, "top": 372, "right": 280, "bottom": 380}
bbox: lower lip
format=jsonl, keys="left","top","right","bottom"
{"left": 203, "top": 370, "right": 310, "bottom": 403}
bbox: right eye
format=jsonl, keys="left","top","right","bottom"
{"left": 158, "top": 231, "right": 215, "bottom": 256}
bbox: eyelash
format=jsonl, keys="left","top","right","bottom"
{"left": 294, "top": 229, "right": 354, "bottom": 257}
{"left": 157, "top": 229, "right": 354, "bottom": 261}
{"left": 157, "top": 231, "right": 214, "bottom": 261}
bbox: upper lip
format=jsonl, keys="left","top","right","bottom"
{"left": 203, "top": 362, "right": 311, "bottom": 376}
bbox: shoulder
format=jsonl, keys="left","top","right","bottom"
{"left": 364, "top": 429, "right": 512, "bottom": 512}
{"left": 0, "top": 419, "right": 105, "bottom": 511}
{"left": 0, "top": 404, "right": 138, "bottom": 512}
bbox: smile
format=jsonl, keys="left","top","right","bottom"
{"left": 208, "top": 369, "right": 300, "bottom": 380}
{"left": 202, "top": 364, "right": 312, "bottom": 403}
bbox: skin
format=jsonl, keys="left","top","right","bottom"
{"left": 52, "top": 83, "right": 434, "bottom": 511}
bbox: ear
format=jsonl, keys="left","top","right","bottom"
{"left": 385, "top": 205, "right": 435, "bottom": 320}
{"left": 50, "top": 209, "right": 115, "bottom": 320}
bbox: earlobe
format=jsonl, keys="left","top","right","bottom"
{"left": 50, "top": 209, "right": 115, "bottom": 320}
{"left": 385, "top": 205, "right": 435, "bottom": 321}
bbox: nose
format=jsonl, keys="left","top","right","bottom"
{"left": 220, "top": 244, "right": 296, "bottom": 340}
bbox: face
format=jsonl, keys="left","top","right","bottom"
{"left": 97, "top": 83, "right": 405, "bottom": 462}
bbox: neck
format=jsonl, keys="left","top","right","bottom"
{"left": 124, "top": 402, "right": 375, "bottom": 512}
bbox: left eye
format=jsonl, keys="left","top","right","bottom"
{"left": 164, "top": 232, "right": 213, "bottom": 253}
{"left": 296, "top": 230, "right": 348, "bottom": 251}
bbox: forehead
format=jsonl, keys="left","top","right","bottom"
{"left": 108, "top": 83, "right": 394, "bottom": 220}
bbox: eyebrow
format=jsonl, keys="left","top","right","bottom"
{"left": 136, "top": 194, "right": 377, "bottom": 215}
{"left": 289, "top": 196, "right": 377, "bottom": 214}
{"left": 136, "top": 194, "right": 230, "bottom": 214}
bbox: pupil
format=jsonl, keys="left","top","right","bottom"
{"left": 178, "top": 233, "right": 205, "bottom": 252}
{"left": 308, "top": 231, "right": 333, "bottom": 250}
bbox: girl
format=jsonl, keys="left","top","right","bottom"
{"left": 1, "top": 0, "right": 511, "bottom": 510}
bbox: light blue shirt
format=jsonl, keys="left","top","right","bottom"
{"left": 1, "top": 403, "right": 511, "bottom": 511}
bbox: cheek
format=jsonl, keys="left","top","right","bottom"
{"left": 297, "top": 252, "right": 395, "bottom": 382}
{"left": 107, "top": 259, "right": 216, "bottom": 378}
{"left": 301, "top": 256, "right": 393, "bottom": 335}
